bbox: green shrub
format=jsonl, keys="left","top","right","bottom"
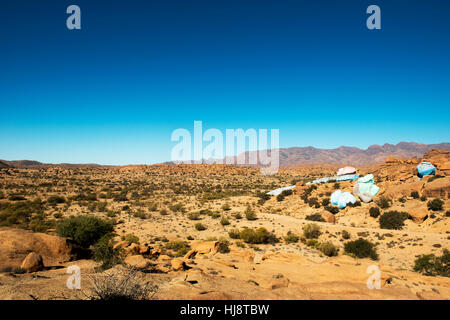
{"left": 221, "top": 203, "right": 231, "bottom": 211}
{"left": 411, "top": 191, "right": 420, "bottom": 199}
{"left": 124, "top": 234, "right": 140, "bottom": 244}
{"left": 133, "top": 210, "right": 147, "bottom": 219}
{"left": 169, "top": 203, "right": 185, "bottom": 213}
{"left": 56, "top": 216, "right": 114, "bottom": 247}
{"left": 97, "top": 202, "right": 107, "bottom": 212}
{"left": 376, "top": 197, "right": 392, "bottom": 209}
{"left": 280, "top": 189, "right": 293, "bottom": 197}
{"left": 165, "top": 240, "right": 190, "bottom": 257}
{"left": 306, "top": 197, "right": 318, "bottom": 208}
{"left": 284, "top": 231, "right": 299, "bottom": 244}
{"left": 342, "top": 230, "right": 351, "bottom": 240}
{"left": 305, "top": 214, "right": 325, "bottom": 222}
{"left": 220, "top": 216, "right": 230, "bottom": 226}
{"left": 427, "top": 198, "right": 444, "bottom": 211}
{"left": 256, "top": 192, "right": 270, "bottom": 201}
{"left": 188, "top": 212, "right": 201, "bottom": 220}
{"left": 216, "top": 238, "right": 230, "bottom": 253}
{"left": 321, "top": 198, "right": 330, "bottom": 206}
{"left": 306, "top": 239, "right": 319, "bottom": 248}
{"left": 228, "top": 228, "right": 241, "bottom": 239}
{"left": 245, "top": 206, "right": 257, "bottom": 220}
{"left": 113, "top": 194, "right": 128, "bottom": 202}
{"left": 325, "top": 205, "right": 339, "bottom": 214}
{"left": 318, "top": 241, "right": 339, "bottom": 257}
{"left": 29, "top": 214, "right": 55, "bottom": 232}
{"left": 344, "top": 238, "right": 378, "bottom": 260}
{"left": 47, "top": 195, "right": 66, "bottom": 205}
{"left": 239, "top": 227, "right": 277, "bottom": 244}
{"left": 369, "top": 207, "right": 380, "bottom": 218}
{"left": 9, "top": 195, "right": 27, "bottom": 201}
{"left": 276, "top": 194, "right": 285, "bottom": 202}
{"left": 303, "top": 223, "right": 321, "bottom": 239}
{"left": 420, "top": 195, "right": 427, "bottom": 202}
{"left": 194, "top": 223, "right": 206, "bottom": 231}
{"left": 413, "top": 249, "right": 449, "bottom": 277}
{"left": 446, "top": 211, "right": 450, "bottom": 217}
{"left": 379, "top": 211, "right": 409, "bottom": 230}
{"left": 93, "top": 235, "right": 123, "bottom": 271}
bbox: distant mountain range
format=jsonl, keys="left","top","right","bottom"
{"left": 0, "top": 160, "right": 104, "bottom": 169}
{"left": 2, "top": 142, "right": 449, "bottom": 169}
{"left": 241, "top": 142, "right": 450, "bottom": 166}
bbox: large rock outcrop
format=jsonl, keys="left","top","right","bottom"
{"left": 0, "top": 227, "right": 82, "bottom": 270}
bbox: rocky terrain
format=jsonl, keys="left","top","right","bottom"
{"left": 0, "top": 149, "right": 448, "bottom": 300}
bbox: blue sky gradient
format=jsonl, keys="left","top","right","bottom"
{"left": 1, "top": 0, "right": 449, "bottom": 164}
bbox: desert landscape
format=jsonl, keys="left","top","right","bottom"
{"left": 0, "top": 146, "right": 448, "bottom": 300}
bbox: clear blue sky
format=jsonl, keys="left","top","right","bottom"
{"left": 1, "top": 0, "right": 449, "bottom": 165}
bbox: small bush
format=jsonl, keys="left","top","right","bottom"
{"left": 133, "top": 210, "right": 147, "bottom": 219}
{"left": 303, "top": 223, "right": 321, "bottom": 239}
{"left": 411, "top": 191, "right": 420, "bottom": 199}
{"left": 318, "top": 241, "right": 339, "bottom": 257}
{"left": 413, "top": 249, "right": 449, "bottom": 277}
{"left": 47, "top": 196, "right": 66, "bottom": 205}
{"left": 245, "top": 206, "right": 257, "bottom": 220}
{"left": 284, "top": 231, "right": 299, "bottom": 244}
{"left": 321, "top": 198, "right": 330, "bottom": 206}
{"left": 344, "top": 238, "right": 378, "bottom": 260}
{"left": 427, "top": 198, "right": 444, "bottom": 211}
{"left": 228, "top": 228, "right": 240, "bottom": 239}
{"left": 93, "top": 235, "right": 124, "bottom": 271}
{"left": 124, "top": 234, "right": 140, "bottom": 244}
{"left": 369, "top": 207, "right": 380, "bottom": 218}
{"left": 239, "top": 227, "right": 277, "bottom": 244}
{"left": 9, "top": 195, "right": 27, "bottom": 201}
{"left": 376, "top": 197, "right": 392, "bottom": 209}
{"left": 342, "top": 230, "right": 351, "bottom": 240}
{"left": 446, "top": 211, "right": 450, "bottom": 217}
{"left": 188, "top": 212, "right": 201, "bottom": 220}
{"left": 305, "top": 214, "right": 325, "bottom": 222}
{"left": 280, "top": 189, "right": 293, "bottom": 197}
{"left": 89, "top": 268, "right": 158, "bottom": 300}
{"left": 276, "top": 194, "right": 285, "bottom": 202}
{"left": 216, "top": 238, "right": 230, "bottom": 253}
{"left": 194, "top": 223, "right": 206, "bottom": 231}
{"left": 165, "top": 240, "right": 190, "bottom": 257}
{"left": 220, "top": 216, "right": 230, "bottom": 226}
{"left": 420, "top": 195, "right": 427, "bottom": 202}
{"left": 221, "top": 203, "right": 231, "bottom": 211}
{"left": 113, "top": 194, "right": 128, "bottom": 202}
{"left": 306, "top": 239, "right": 319, "bottom": 248}
{"left": 379, "top": 211, "right": 409, "bottom": 230}
{"left": 56, "top": 216, "right": 114, "bottom": 248}
{"left": 325, "top": 205, "right": 339, "bottom": 214}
